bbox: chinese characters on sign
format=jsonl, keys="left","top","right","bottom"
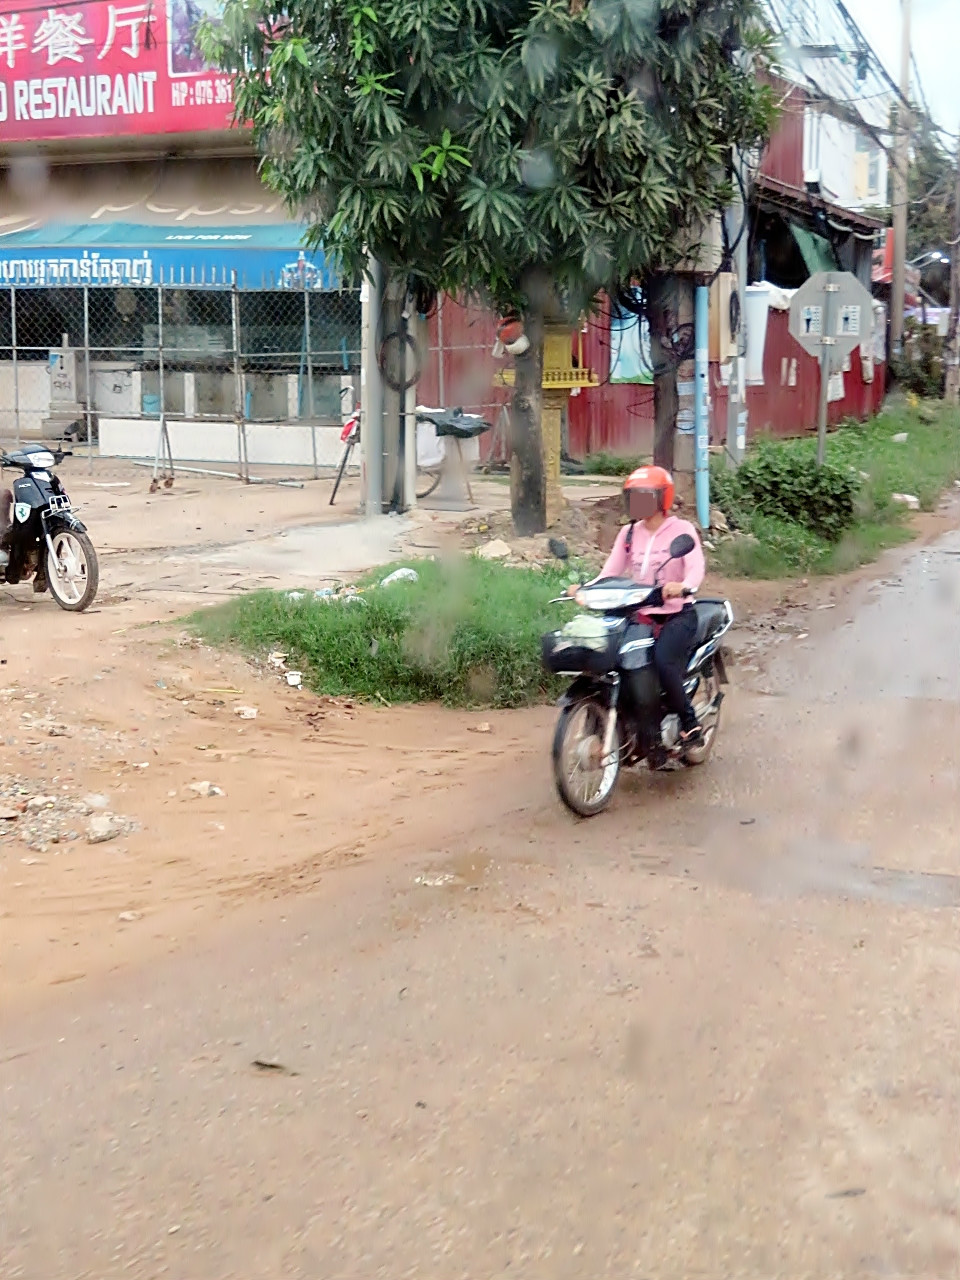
{"left": 33, "top": 10, "right": 94, "bottom": 65}
{"left": 0, "top": 13, "right": 27, "bottom": 68}
{"left": 0, "top": 0, "right": 236, "bottom": 141}
{"left": 99, "top": 4, "right": 150, "bottom": 60}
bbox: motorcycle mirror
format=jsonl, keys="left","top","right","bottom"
{"left": 669, "top": 533, "right": 695, "bottom": 559}
{"left": 548, "top": 537, "right": 569, "bottom": 561}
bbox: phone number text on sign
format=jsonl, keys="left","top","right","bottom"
{"left": 171, "top": 75, "right": 233, "bottom": 108}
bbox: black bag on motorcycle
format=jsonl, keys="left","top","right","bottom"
{"left": 541, "top": 615, "right": 627, "bottom": 675}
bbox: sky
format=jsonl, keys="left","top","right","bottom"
{"left": 843, "top": 0, "right": 959, "bottom": 137}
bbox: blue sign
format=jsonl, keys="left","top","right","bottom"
{"left": 0, "top": 223, "right": 338, "bottom": 290}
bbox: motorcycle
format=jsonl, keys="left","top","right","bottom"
{"left": 0, "top": 444, "right": 99, "bottom": 612}
{"left": 541, "top": 534, "right": 732, "bottom": 817}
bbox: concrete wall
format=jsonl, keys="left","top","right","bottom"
{"left": 0, "top": 362, "right": 50, "bottom": 439}
{"left": 98, "top": 418, "right": 345, "bottom": 468}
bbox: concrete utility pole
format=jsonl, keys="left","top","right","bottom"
{"left": 360, "top": 258, "right": 385, "bottom": 518}
{"left": 890, "top": 0, "right": 912, "bottom": 359}
{"left": 725, "top": 148, "right": 749, "bottom": 469}
{"left": 945, "top": 131, "right": 960, "bottom": 404}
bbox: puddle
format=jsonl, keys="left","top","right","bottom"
{"left": 646, "top": 816, "right": 960, "bottom": 911}
{"left": 408, "top": 850, "right": 496, "bottom": 893}
{"left": 766, "top": 532, "right": 960, "bottom": 702}
{"left": 750, "top": 838, "right": 960, "bottom": 908}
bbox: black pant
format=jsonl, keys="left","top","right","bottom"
{"left": 651, "top": 607, "right": 698, "bottom": 730}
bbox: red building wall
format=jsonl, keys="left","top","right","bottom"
{"left": 422, "top": 295, "right": 884, "bottom": 460}
{"left": 711, "top": 309, "right": 885, "bottom": 442}
{"left": 567, "top": 315, "right": 654, "bottom": 457}
{"left": 758, "top": 82, "right": 806, "bottom": 189}
{"left": 418, "top": 296, "right": 654, "bottom": 460}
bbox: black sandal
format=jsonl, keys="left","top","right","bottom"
{"left": 679, "top": 725, "right": 703, "bottom": 747}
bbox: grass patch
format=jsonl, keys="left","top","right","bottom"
{"left": 711, "top": 401, "right": 960, "bottom": 578}
{"left": 583, "top": 451, "right": 646, "bottom": 476}
{"left": 190, "top": 557, "right": 579, "bottom": 709}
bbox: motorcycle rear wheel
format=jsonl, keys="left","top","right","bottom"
{"left": 681, "top": 675, "right": 722, "bottom": 766}
{"left": 552, "top": 699, "right": 621, "bottom": 817}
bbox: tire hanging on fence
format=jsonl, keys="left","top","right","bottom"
{"left": 377, "top": 329, "right": 421, "bottom": 393}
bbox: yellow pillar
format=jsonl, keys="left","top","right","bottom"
{"left": 542, "top": 388, "right": 565, "bottom": 528}
{"left": 500, "top": 323, "right": 595, "bottom": 529}
{"left": 542, "top": 326, "right": 572, "bottom": 529}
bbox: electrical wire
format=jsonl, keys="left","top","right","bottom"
{"left": 773, "top": 0, "right": 956, "bottom": 156}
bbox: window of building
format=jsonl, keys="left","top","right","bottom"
{"left": 868, "top": 153, "right": 880, "bottom": 196}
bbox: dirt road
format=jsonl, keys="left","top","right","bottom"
{"left": 1, "top": 463, "right": 958, "bottom": 1278}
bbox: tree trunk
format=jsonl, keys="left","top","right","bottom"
{"left": 648, "top": 276, "right": 678, "bottom": 472}
{"left": 510, "top": 309, "right": 546, "bottom": 534}
{"left": 652, "top": 362, "right": 678, "bottom": 471}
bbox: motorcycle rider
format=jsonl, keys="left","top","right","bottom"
{"left": 574, "top": 466, "right": 706, "bottom": 745}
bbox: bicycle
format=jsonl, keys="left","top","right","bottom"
{"left": 329, "top": 406, "right": 490, "bottom": 506}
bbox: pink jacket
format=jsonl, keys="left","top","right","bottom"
{"left": 597, "top": 516, "right": 705, "bottom": 615}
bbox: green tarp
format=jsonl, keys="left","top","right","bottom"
{"left": 790, "top": 222, "right": 840, "bottom": 276}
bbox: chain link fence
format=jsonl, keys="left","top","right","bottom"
{"left": 0, "top": 283, "right": 361, "bottom": 480}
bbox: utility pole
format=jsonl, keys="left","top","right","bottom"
{"left": 360, "top": 258, "right": 385, "bottom": 517}
{"left": 890, "top": 0, "right": 912, "bottom": 360}
{"left": 725, "top": 147, "right": 749, "bottom": 468}
{"left": 945, "top": 130, "right": 960, "bottom": 404}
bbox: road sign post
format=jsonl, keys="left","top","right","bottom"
{"left": 788, "top": 272, "right": 874, "bottom": 466}
{"left": 814, "top": 282, "right": 837, "bottom": 467}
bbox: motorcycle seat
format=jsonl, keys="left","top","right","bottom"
{"left": 692, "top": 599, "right": 730, "bottom": 646}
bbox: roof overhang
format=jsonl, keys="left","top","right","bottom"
{"left": 753, "top": 173, "right": 885, "bottom": 241}
{"left": 0, "top": 157, "right": 340, "bottom": 290}
{"left": 0, "top": 221, "right": 334, "bottom": 290}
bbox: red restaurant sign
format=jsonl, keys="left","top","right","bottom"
{"left": 0, "top": 0, "right": 236, "bottom": 142}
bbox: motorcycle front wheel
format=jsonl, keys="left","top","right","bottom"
{"left": 552, "top": 699, "right": 621, "bottom": 817}
{"left": 46, "top": 528, "right": 99, "bottom": 613}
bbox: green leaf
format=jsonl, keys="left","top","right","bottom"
{"left": 207, "top": 0, "right": 778, "bottom": 318}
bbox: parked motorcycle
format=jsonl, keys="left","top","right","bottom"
{"left": 0, "top": 444, "right": 99, "bottom": 612}
{"left": 541, "top": 535, "right": 732, "bottom": 816}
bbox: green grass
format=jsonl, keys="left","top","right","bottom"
{"left": 190, "top": 557, "right": 578, "bottom": 709}
{"left": 583, "top": 451, "right": 646, "bottom": 476}
{"left": 711, "top": 401, "right": 960, "bottom": 579}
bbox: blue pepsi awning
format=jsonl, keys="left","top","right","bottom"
{"left": 0, "top": 222, "right": 338, "bottom": 291}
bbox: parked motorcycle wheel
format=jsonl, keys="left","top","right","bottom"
{"left": 681, "top": 675, "right": 721, "bottom": 767}
{"left": 46, "top": 528, "right": 99, "bottom": 613}
{"left": 552, "top": 699, "right": 621, "bottom": 817}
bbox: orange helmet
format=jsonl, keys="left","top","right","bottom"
{"left": 623, "top": 465, "right": 675, "bottom": 520}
